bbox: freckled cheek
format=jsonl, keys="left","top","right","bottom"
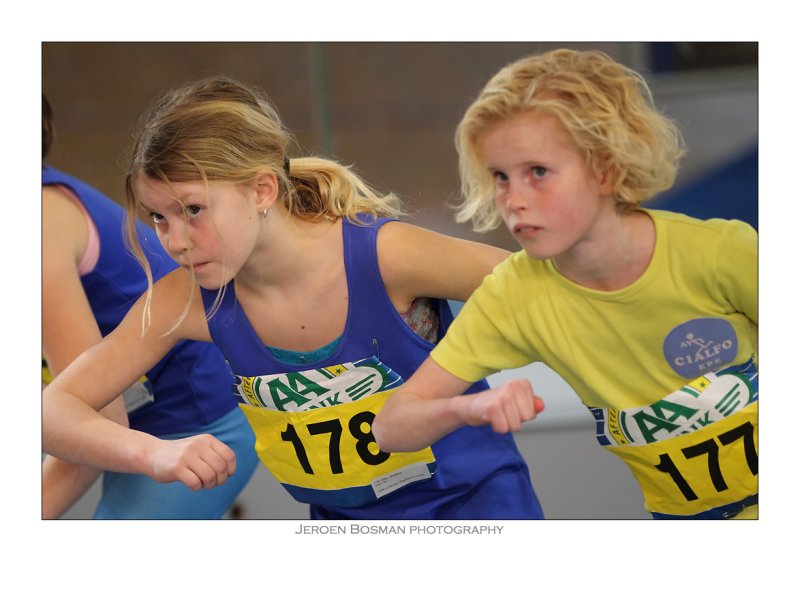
{"left": 537, "top": 192, "right": 581, "bottom": 226}
{"left": 203, "top": 232, "right": 226, "bottom": 258}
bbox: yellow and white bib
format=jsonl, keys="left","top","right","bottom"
{"left": 234, "top": 356, "right": 437, "bottom": 507}
{"left": 591, "top": 359, "right": 758, "bottom": 518}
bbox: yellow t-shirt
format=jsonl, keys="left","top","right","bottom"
{"left": 431, "top": 209, "right": 758, "bottom": 517}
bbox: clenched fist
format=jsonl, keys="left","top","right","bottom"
{"left": 459, "top": 379, "right": 544, "bottom": 433}
{"left": 145, "top": 434, "right": 237, "bottom": 491}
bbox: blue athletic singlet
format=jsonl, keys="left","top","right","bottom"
{"left": 43, "top": 165, "right": 238, "bottom": 434}
{"left": 43, "top": 165, "right": 259, "bottom": 519}
{"left": 200, "top": 215, "right": 543, "bottom": 519}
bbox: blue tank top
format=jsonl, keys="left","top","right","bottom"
{"left": 43, "top": 165, "right": 237, "bottom": 435}
{"left": 201, "top": 215, "right": 540, "bottom": 518}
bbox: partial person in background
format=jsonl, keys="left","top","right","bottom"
{"left": 373, "top": 48, "right": 758, "bottom": 520}
{"left": 42, "top": 77, "right": 545, "bottom": 519}
{"left": 42, "top": 95, "right": 259, "bottom": 519}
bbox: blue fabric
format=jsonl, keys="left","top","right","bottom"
{"left": 43, "top": 165, "right": 239, "bottom": 434}
{"left": 43, "top": 166, "right": 259, "bottom": 519}
{"left": 201, "top": 215, "right": 544, "bottom": 519}
{"left": 93, "top": 407, "right": 258, "bottom": 519}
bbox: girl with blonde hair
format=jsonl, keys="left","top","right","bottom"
{"left": 374, "top": 49, "right": 758, "bottom": 520}
{"left": 42, "top": 95, "right": 258, "bottom": 519}
{"left": 43, "top": 76, "right": 544, "bottom": 519}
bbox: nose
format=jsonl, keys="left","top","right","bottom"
{"left": 499, "top": 178, "right": 529, "bottom": 212}
{"left": 164, "top": 220, "right": 192, "bottom": 256}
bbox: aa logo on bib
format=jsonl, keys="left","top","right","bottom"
{"left": 233, "top": 356, "right": 402, "bottom": 412}
{"left": 593, "top": 359, "right": 757, "bottom": 447}
{"left": 662, "top": 318, "right": 738, "bottom": 379}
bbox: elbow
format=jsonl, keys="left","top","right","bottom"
{"left": 373, "top": 405, "right": 418, "bottom": 453}
{"left": 371, "top": 410, "right": 398, "bottom": 453}
{"left": 372, "top": 405, "right": 425, "bottom": 454}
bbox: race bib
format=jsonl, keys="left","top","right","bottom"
{"left": 234, "top": 356, "right": 437, "bottom": 507}
{"left": 591, "top": 359, "right": 758, "bottom": 518}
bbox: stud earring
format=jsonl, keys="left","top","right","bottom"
{"left": 262, "top": 208, "right": 269, "bottom": 219}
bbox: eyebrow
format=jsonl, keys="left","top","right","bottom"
{"left": 138, "top": 192, "right": 202, "bottom": 213}
{"left": 486, "top": 158, "right": 548, "bottom": 171}
{"left": 172, "top": 190, "right": 205, "bottom": 201}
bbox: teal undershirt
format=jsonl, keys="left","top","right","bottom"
{"left": 266, "top": 336, "right": 343, "bottom": 366}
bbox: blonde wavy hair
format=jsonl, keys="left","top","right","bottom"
{"left": 124, "top": 75, "right": 404, "bottom": 332}
{"left": 455, "top": 48, "right": 686, "bottom": 232}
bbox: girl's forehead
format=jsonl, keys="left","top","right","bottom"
{"left": 134, "top": 176, "right": 206, "bottom": 202}
{"left": 487, "top": 109, "right": 567, "bottom": 138}
{"left": 480, "top": 111, "right": 574, "bottom": 157}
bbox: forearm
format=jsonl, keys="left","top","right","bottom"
{"left": 41, "top": 394, "right": 130, "bottom": 519}
{"left": 374, "top": 367, "right": 544, "bottom": 452}
{"left": 41, "top": 456, "right": 102, "bottom": 519}
{"left": 42, "top": 389, "right": 159, "bottom": 477}
{"left": 43, "top": 386, "right": 238, "bottom": 492}
{"left": 373, "top": 357, "right": 483, "bottom": 452}
{"left": 373, "top": 390, "right": 472, "bottom": 452}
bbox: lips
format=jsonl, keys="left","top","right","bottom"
{"left": 512, "top": 223, "right": 542, "bottom": 238}
{"left": 183, "top": 261, "right": 209, "bottom": 272}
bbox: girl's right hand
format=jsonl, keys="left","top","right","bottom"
{"left": 145, "top": 434, "right": 237, "bottom": 491}
{"left": 458, "top": 379, "right": 544, "bottom": 434}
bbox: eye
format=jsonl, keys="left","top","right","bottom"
{"left": 149, "top": 212, "right": 165, "bottom": 225}
{"left": 531, "top": 166, "right": 547, "bottom": 179}
{"left": 185, "top": 205, "right": 203, "bottom": 217}
{"left": 492, "top": 170, "right": 509, "bottom": 183}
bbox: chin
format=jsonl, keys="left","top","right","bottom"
{"left": 200, "top": 275, "right": 231, "bottom": 290}
{"left": 520, "top": 243, "right": 557, "bottom": 261}
{"left": 188, "top": 270, "right": 225, "bottom": 290}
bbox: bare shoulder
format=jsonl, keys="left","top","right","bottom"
{"left": 42, "top": 185, "right": 89, "bottom": 266}
{"left": 43, "top": 184, "right": 84, "bottom": 212}
{"left": 376, "top": 220, "right": 510, "bottom": 306}
{"left": 377, "top": 220, "right": 507, "bottom": 265}
{"left": 143, "top": 268, "right": 214, "bottom": 343}
{"left": 42, "top": 185, "right": 86, "bottom": 234}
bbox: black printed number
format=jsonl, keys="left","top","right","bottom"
{"left": 350, "top": 411, "right": 391, "bottom": 466}
{"left": 281, "top": 411, "right": 390, "bottom": 475}
{"left": 308, "top": 419, "right": 344, "bottom": 474}
{"left": 655, "top": 422, "right": 758, "bottom": 502}
{"left": 281, "top": 424, "right": 313, "bottom": 474}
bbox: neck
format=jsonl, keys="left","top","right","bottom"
{"left": 553, "top": 209, "right": 655, "bottom": 291}
{"left": 235, "top": 205, "right": 342, "bottom": 294}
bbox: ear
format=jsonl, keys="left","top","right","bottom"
{"left": 594, "top": 157, "right": 617, "bottom": 197}
{"left": 253, "top": 172, "right": 279, "bottom": 211}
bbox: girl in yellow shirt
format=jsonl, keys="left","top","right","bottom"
{"left": 373, "top": 48, "right": 757, "bottom": 519}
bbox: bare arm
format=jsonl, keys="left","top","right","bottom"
{"left": 41, "top": 187, "right": 130, "bottom": 518}
{"left": 372, "top": 357, "right": 543, "bottom": 452}
{"left": 376, "top": 221, "right": 510, "bottom": 310}
{"left": 371, "top": 222, "right": 543, "bottom": 451}
{"left": 41, "top": 267, "right": 236, "bottom": 492}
